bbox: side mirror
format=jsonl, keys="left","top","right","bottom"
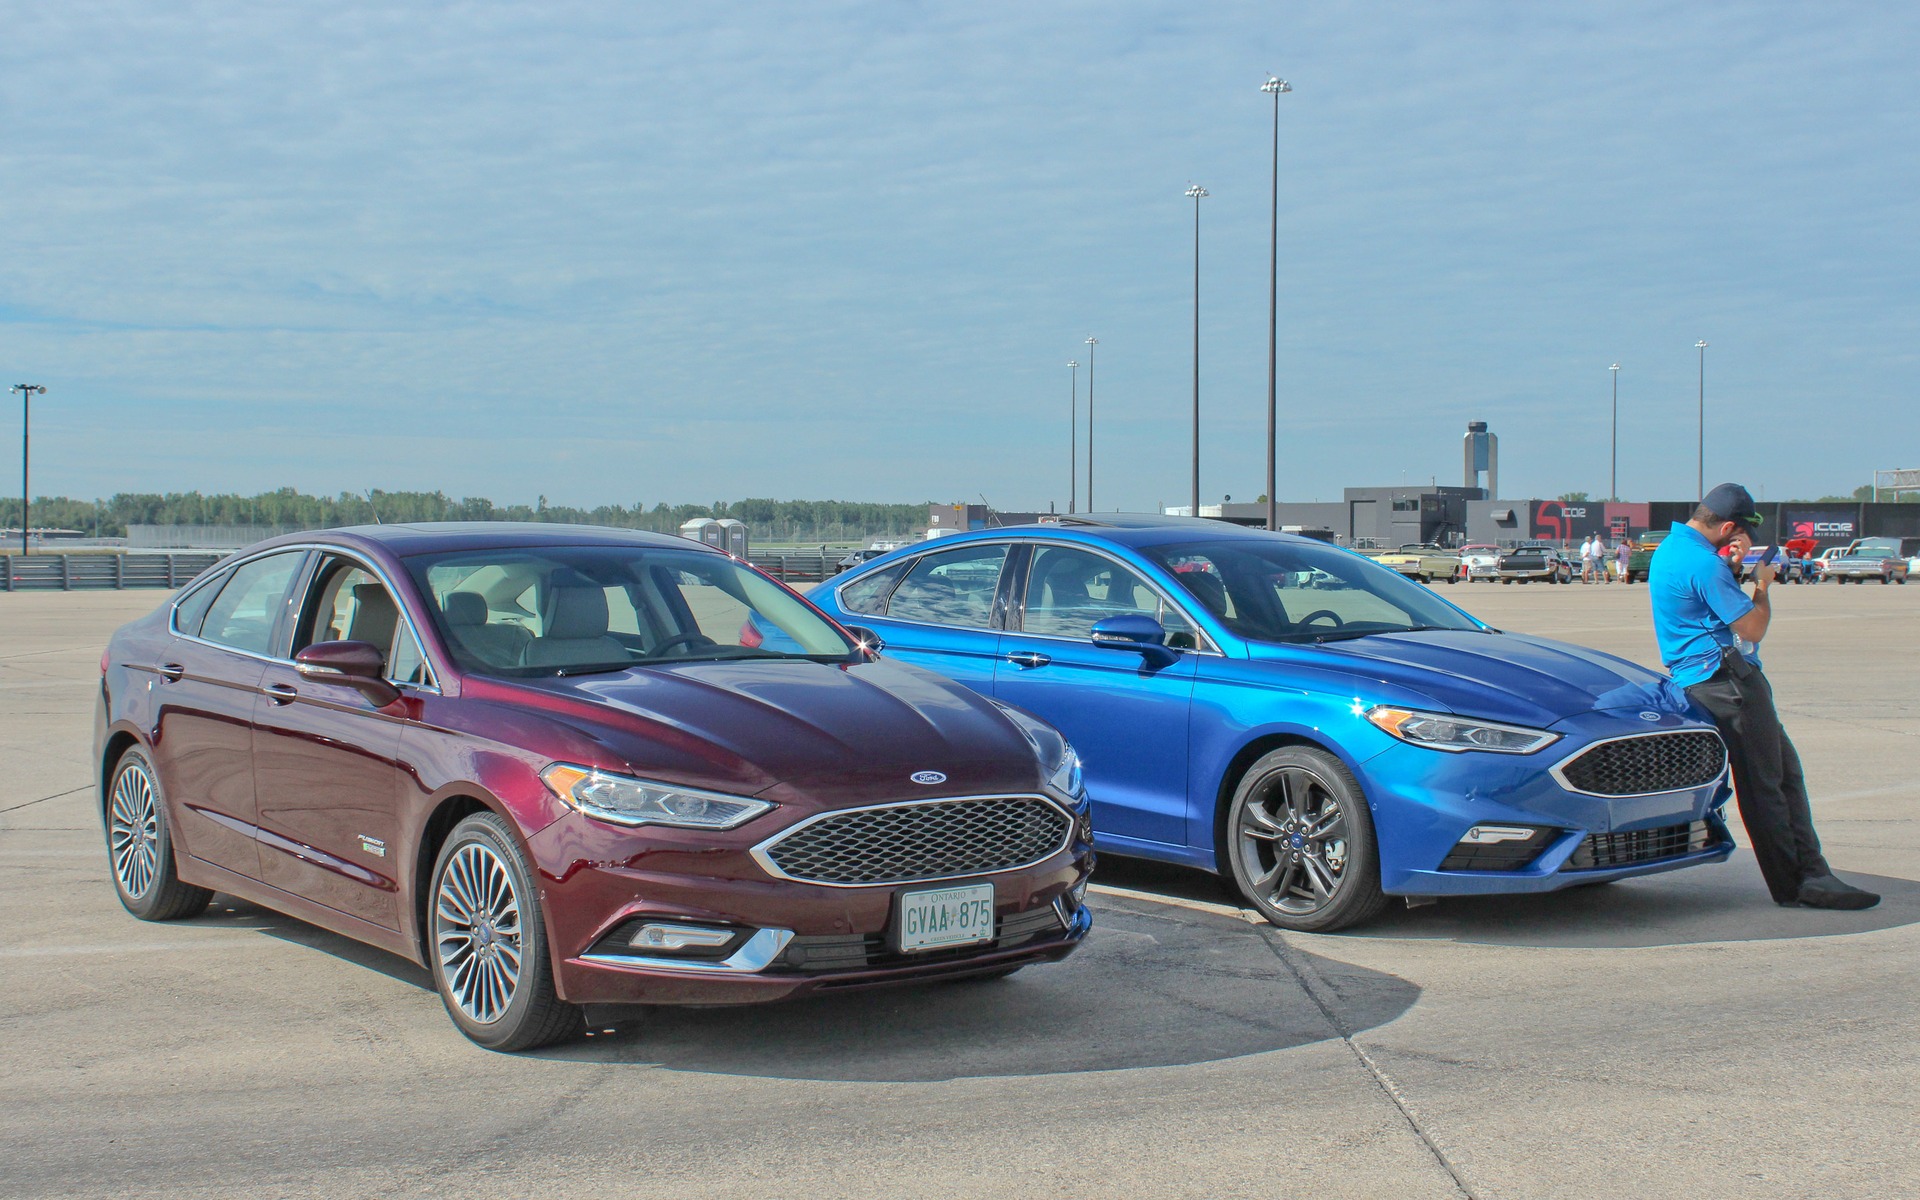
{"left": 1090, "top": 615, "right": 1177, "bottom": 666}
{"left": 295, "top": 640, "right": 401, "bottom": 706}
{"left": 844, "top": 625, "right": 886, "bottom": 658}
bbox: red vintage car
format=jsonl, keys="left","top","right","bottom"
{"left": 96, "top": 524, "right": 1091, "bottom": 1049}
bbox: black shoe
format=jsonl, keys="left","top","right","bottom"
{"left": 1794, "top": 874, "right": 1881, "bottom": 911}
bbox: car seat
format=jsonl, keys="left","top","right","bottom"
{"left": 442, "top": 591, "right": 533, "bottom": 667}
{"left": 522, "top": 584, "right": 628, "bottom": 669}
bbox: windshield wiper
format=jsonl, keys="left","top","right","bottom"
{"left": 552, "top": 661, "right": 641, "bottom": 677}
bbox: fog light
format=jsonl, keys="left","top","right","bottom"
{"left": 1461, "top": 825, "right": 1539, "bottom": 844}
{"left": 1070, "top": 877, "right": 1090, "bottom": 906}
{"left": 629, "top": 923, "right": 737, "bottom": 952}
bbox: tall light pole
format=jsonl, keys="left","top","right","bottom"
{"left": 10, "top": 384, "right": 46, "bottom": 555}
{"left": 1262, "top": 74, "right": 1291, "bottom": 531}
{"left": 1609, "top": 363, "right": 1620, "bottom": 501}
{"left": 1695, "top": 340, "right": 1708, "bottom": 499}
{"left": 1066, "top": 359, "right": 1080, "bottom": 513}
{"left": 1186, "top": 183, "right": 1208, "bottom": 518}
{"left": 1084, "top": 336, "right": 1098, "bottom": 511}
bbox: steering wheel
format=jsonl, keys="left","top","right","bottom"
{"left": 1296, "top": 609, "right": 1345, "bottom": 629}
{"left": 649, "top": 632, "right": 719, "bottom": 657}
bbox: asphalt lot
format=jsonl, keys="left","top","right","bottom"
{"left": 2, "top": 581, "right": 1915, "bottom": 1199}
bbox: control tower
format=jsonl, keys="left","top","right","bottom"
{"left": 1463, "top": 421, "right": 1498, "bottom": 497}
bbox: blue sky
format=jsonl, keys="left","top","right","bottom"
{"left": 3, "top": 1, "right": 1916, "bottom": 511}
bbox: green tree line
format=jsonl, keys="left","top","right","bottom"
{"left": 0, "top": 489, "right": 937, "bottom": 543}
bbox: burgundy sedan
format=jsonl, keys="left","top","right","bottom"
{"left": 95, "top": 524, "right": 1092, "bottom": 1050}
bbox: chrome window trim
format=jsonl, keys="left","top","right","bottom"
{"left": 1548, "top": 728, "right": 1730, "bottom": 799}
{"left": 749, "top": 792, "right": 1076, "bottom": 889}
{"left": 580, "top": 927, "right": 794, "bottom": 975}
{"left": 168, "top": 541, "right": 441, "bottom": 695}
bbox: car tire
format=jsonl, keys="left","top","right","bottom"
{"left": 428, "top": 812, "right": 584, "bottom": 1052}
{"left": 1223, "top": 746, "right": 1388, "bottom": 933}
{"left": 106, "top": 747, "right": 214, "bottom": 922}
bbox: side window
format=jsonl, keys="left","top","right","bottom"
{"left": 298, "top": 558, "right": 409, "bottom": 679}
{"left": 172, "top": 570, "right": 229, "bottom": 637}
{"left": 199, "top": 553, "right": 304, "bottom": 656}
{"left": 885, "top": 544, "right": 1009, "bottom": 629}
{"left": 1022, "top": 546, "right": 1163, "bottom": 640}
{"left": 838, "top": 560, "right": 910, "bottom": 616}
{"left": 389, "top": 626, "right": 430, "bottom": 686}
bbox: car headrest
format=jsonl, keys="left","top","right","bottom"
{"left": 346, "top": 583, "right": 399, "bottom": 648}
{"left": 1181, "top": 571, "right": 1228, "bottom": 615}
{"left": 443, "top": 591, "right": 486, "bottom": 627}
{"left": 543, "top": 585, "right": 609, "bottom": 640}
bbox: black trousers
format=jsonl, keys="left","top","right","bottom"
{"left": 1686, "top": 654, "right": 1830, "bottom": 902}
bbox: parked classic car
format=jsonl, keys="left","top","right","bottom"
{"left": 1495, "top": 542, "right": 1576, "bottom": 584}
{"left": 1457, "top": 544, "right": 1502, "bottom": 582}
{"left": 1373, "top": 544, "right": 1462, "bottom": 584}
{"left": 96, "top": 524, "right": 1092, "bottom": 1050}
{"left": 813, "top": 516, "right": 1735, "bottom": 933}
{"left": 1823, "top": 545, "right": 1910, "bottom": 584}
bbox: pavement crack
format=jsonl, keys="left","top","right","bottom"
{"left": 0, "top": 784, "right": 90, "bottom": 814}
{"left": 1260, "top": 929, "right": 1485, "bottom": 1200}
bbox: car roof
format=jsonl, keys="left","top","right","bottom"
{"left": 247, "top": 522, "right": 705, "bottom": 558}
{"left": 970, "top": 513, "right": 1320, "bottom": 550}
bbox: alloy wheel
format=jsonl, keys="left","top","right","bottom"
{"left": 434, "top": 842, "right": 525, "bottom": 1025}
{"left": 1234, "top": 766, "right": 1350, "bottom": 915}
{"left": 108, "top": 761, "right": 161, "bottom": 900}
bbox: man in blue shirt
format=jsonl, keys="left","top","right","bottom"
{"left": 1649, "top": 483, "right": 1878, "bottom": 909}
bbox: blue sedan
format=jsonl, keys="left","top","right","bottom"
{"left": 813, "top": 516, "right": 1735, "bottom": 931}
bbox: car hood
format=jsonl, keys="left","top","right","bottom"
{"left": 1287, "top": 629, "right": 1684, "bottom": 728}
{"left": 508, "top": 657, "right": 1042, "bottom": 798}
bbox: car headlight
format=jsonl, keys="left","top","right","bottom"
{"left": 1365, "top": 706, "right": 1559, "bottom": 755}
{"left": 540, "top": 764, "right": 775, "bottom": 829}
{"left": 991, "top": 702, "right": 1085, "bottom": 797}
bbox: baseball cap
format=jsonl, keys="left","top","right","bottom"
{"left": 1702, "top": 482, "right": 1762, "bottom": 527}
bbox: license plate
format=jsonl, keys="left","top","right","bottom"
{"left": 895, "top": 883, "right": 996, "bottom": 953}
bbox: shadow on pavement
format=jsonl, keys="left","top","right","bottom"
{"left": 542, "top": 897, "right": 1419, "bottom": 1082}
{"left": 195, "top": 897, "right": 435, "bottom": 990}
{"left": 1095, "top": 851, "right": 1920, "bottom": 950}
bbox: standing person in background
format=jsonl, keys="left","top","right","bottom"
{"left": 1615, "top": 536, "right": 1631, "bottom": 583}
{"left": 1648, "top": 483, "right": 1879, "bottom": 910}
{"left": 1581, "top": 534, "right": 1600, "bottom": 584}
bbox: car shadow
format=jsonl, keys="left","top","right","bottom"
{"left": 538, "top": 896, "right": 1420, "bottom": 1082}
{"left": 1094, "top": 852, "right": 1919, "bottom": 950}
{"left": 195, "top": 896, "right": 435, "bottom": 991}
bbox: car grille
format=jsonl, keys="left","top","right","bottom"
{"left": 756, "top": 796, "right": 1074, "bottom": 886}
{"left": 1557, "top": 731, "right": 1725, "bottom": 796}
{"left": 1563, "top": 820, "right": 1716, "bottom": 870}
{"left": 779, "top": 903, "right": 1069, "bottom": 974}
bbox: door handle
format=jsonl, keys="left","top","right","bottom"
{"left": 263, "top": 682, "right": 299, "bottom": 705}
{"left": 1004, "top": 651, "right": 1051, "bottom": 670}
{"left": 158, "top": 663, "right": 185, "bottom": 682}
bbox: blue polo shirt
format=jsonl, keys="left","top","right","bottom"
{"left": 1648, "top": 522, "right": 1758, "bottom": 687}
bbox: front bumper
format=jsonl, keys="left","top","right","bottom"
{"left": 529, "top": 809, "right": 1094, "bottom": 1006}
{"left": 1358, "top": 714, "right": 1735, "bottom": 896}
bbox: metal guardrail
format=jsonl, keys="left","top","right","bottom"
{"left": 0, "top": 552, "right": 227, "bottom": 592}
{"left": 746, "top": 553, "right": 846, "bottom": 586}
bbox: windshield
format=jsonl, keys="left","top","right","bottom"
{"left": 1144, "top": 538, "right": 1483, "bottom": 644}
{"left": 404, "top": 544, "right": 855, "bottom": 676}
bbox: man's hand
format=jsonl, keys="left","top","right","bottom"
{"left": 1751, "top": 558, "right": 1776, "bottom": 589}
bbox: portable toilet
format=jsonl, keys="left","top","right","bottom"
{"left": 715, "top": 518, "right": 749, "bottom": 558}
{"left": 680, "top": 517, "right": 722, "bottom": 548}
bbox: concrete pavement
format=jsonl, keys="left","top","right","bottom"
{"left": 1, "top": 583, "right": 1914, "bottom": 1198}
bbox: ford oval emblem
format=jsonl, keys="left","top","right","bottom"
{"left": 910, "top": 770, "right": 948, "bottom": 786}
{"left": 1639, "top": 711, "right": 1662, "bottom": 722}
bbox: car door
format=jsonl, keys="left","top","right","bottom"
{"left": 148, "top": 551, "right": 307, "bottom": 878}
{"left": 991, "top": 543, "right": 1198, "bottom": 849}
{"left": 845, "top": 541, "right": 1012, "bottom": 692}
{"left": 250, "top": 554, "right": 429, "bottom": 930}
